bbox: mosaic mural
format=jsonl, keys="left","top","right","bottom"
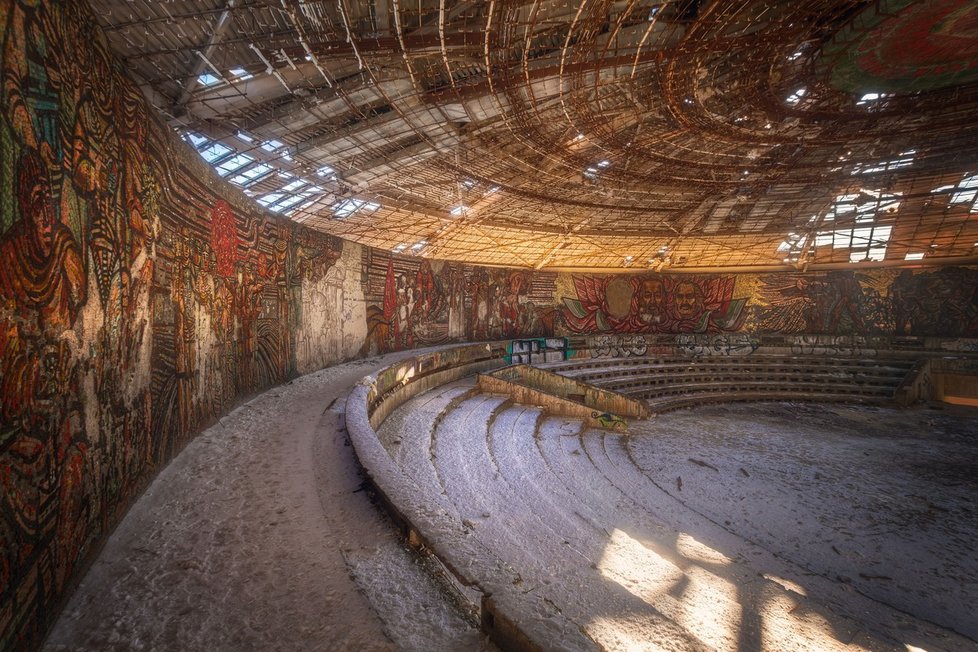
{"left": 560, "top": 274, "right": 748, "bottom": 334}
{"left": 0, "top": 1, "right": 353, "bottom": 647}
{"left": 551, "top": 268, "right": 978, "bottom": 337}
{"left": 2, "top": 1, "right": 978, "bottom": 649}
{"left": 820, "top": 0, "right": 978, "bottom": 93}
{"left": 359, "top": 249, "right": 558, "bottom": 355}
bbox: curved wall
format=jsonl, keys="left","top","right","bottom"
{"left": 2, "top": 1, "right": 978, "bottom": 648}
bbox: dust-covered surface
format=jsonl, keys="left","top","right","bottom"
{"left": 379, "top": 388, "right": 978, "bottom": 652}
{"left": 626, "top": 402, "right": 978, "bottom": 643}
{"left": 43, "top": 350, "right": 492, "bottom": 652}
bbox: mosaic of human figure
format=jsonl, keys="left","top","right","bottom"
{"left": 414, "top": 260, "right": 437, "bottom": 322}
{"left": 562, "top": 275, "right": 746, "bottom": 334}
{"left": 0, "top": 148, "right": 89, "bottom": 624}
{"left": 671, "top": 280, "right": 705, "bottom": 325}
{"left": 499, "top": 271, "right": 528, "bottom": 337}
{"left": 468, "top": 268, "right": 490, "bottom": 340}
{"left": 446, "top": 263, "right": 467, "bottom": 339}
{"left": 167, "top": 230, "right": 202, "bottom": 448}
{"left": 790, "top": 271, "right": 867, "bottom": 333}
{"left": 69, "top": 31, "right": 122, "bottom": 308}
{"left": 635, "top": 277, "right": 667, "bottom": 327}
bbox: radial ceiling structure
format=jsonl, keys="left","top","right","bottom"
{"left": 92, "top": 0, "right": 978, "bottom": 270}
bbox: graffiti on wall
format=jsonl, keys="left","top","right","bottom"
{"left": 590, "top": 335, "right": 649, "bottom": 358}
{"left": 561, "top": 274, "right": 749, "bottom": 334}
{"left": 676, "top": 333, "right": 761, "bottom": 357}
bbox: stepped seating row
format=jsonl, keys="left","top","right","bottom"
{"left": 541, "top": 355, "right": 915, "bottom": 378}
{"left": 538, "top": 355, "right": 916, "bottom": 413}
{"left": 348, "top": 343, "right": 978, "bottom": 651}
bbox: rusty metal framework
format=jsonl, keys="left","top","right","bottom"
{"left": 91, "top": 0, "right": 978, "bottom": 270}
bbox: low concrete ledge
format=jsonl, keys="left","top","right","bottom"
{"left": 345, "top": 345, "right": 598, "bottom": 652}
{"left": 478, "top": 365, "right": 648, "bottom": 431}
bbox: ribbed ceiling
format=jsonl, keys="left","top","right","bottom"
{"left": 92, "top": 0, "right": 978, "bottom": 270}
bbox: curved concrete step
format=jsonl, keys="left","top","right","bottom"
{"left": 366, "top": 374, "right": 978, "bottom": 652}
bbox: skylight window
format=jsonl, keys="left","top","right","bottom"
{"left": 229, "top": 67, "right": 253, "bottom": 81}
{"left": 317, "top": 165, "right": 336, "bottom": 178}
{"left": 450, "top": 205, "right": 468, "bottom": 217}
{"left": 197, "top": 72, "right": 222, "bottom": 87}
{"left": 856, "top": 91, "right": 892, "bottom": 107}
{"left": 778, "top": 232, "right": 808, "bottom": 263}
{"left": 851, "top": 150, "right": 915, "bottom": 175}
{"left": 229, "top": 163, "right": 273, "bottom": 186}
{"left": 950, "top": 173, "right": 978, "bottom": 208}
{"left": 821, "top": 189, "right": 901, "bottom": 223}
{"left": 262, "top": 139, "right": 285, "bottom": 152}
{"left": 280, "top": 179, "right": 307, "bottom": 193}
{"left": 786, "top": 87, "right": 806, "bottom": 105}
{"left": 462, "top": 179, "right": 477, "bottom": 189}
{"left": 215, "top": 153, "right": 254, "bottom": 177}
{"left": 816, "top": 225, "right": 892, "bottom": 261}
{"left": 777, "top": 233, "right": 807, "bottom": 253}
{"left": 257, "top": 193, "right": 284, "bottom": 207}
{"left": 273, "top": 194, "right": 309, "bottom": 212}
{"left": 185, "top": 132, "right": 209, "bottom": 148}
{"left": 392, "top": 243, "right": 407, "bottom": 253}
{"left": 905, "top": 252, "right": 925, "bottom": 260}
{"left": 411, "top": 240, "right": 428, "bottom": 252}
{"left": 198, "top": 142, "right": 233, "bottom": 163}
{"left": 584, "top": 160, "right": 611, "bottom": 180}
{"left": 237, "top": 131, "right": 254, "bottom": 142}
{"left": 333, "top": 198, "right": 380, "bottom": 218}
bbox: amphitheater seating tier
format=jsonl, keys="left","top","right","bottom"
{"left": 537, "top": 355, "right": 916, "bottom": 413}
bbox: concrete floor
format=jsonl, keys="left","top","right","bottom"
{"left": 43, "top": 350, "right": 492, "bottom": 652}
{"left": 43, "top": 354, "right": 978, "bottom": 652}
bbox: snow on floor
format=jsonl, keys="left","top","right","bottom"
{"left": 43, "top": 351, "right": 492, "bottom": 652}
{"left": 381, "top": 388, "right": 978, "bottom": 652}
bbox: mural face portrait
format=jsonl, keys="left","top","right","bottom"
{"left": 673, "top": 281, "right": 704, "bottom": 320}
{"left": 636, "top": 278, "right": 665, "bottom": 319}
{"left": 22, "top": 155, "right": 57, "bottom": 253}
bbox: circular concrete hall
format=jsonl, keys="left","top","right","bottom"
{"left": 3, "top": 1, "right": 978, "bottom": 650}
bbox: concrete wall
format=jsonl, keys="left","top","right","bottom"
{"left": 2, "top": 0, "right": 978, "bottom": 648}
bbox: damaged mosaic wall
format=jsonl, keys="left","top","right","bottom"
{"left": 358, "top": 260, "right": 978, "bottom": 355}
{"left": 2, "top": 1, "right": 978, "bottom": 649}
{"left": 0, "top": 1, "right": 363, "bottom": 646}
